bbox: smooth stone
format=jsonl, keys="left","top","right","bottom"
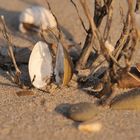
{"left": 68, "top": 102, "right": 100, "bottom": 122}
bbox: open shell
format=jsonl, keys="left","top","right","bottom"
{"left": 19, "top": 6, "right": 57, "bottom": 33}
{"left": 55, "top": 42, "right": 73, "bottom": 86}
{"left": 28, "top": 41, "right": 53, "bottom": 89}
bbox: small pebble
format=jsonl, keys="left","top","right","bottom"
{"left": 78, "top": 121, "right": 102, "bottom": 132}
{"left": 68, "top": 102, "right": 100, "bottom": 122}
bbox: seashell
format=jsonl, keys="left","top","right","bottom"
{"left": 19, "top": 6, "right": 57, "bottom": 33}
{"left": 78, "top": 121, "right": 102, "bottom": 132}
{"left": 55, "top": 42, "right": 73, "bottom": 86}
{"left": 105, "top": 40, "right": 114, "bottom": 54}
{"left": 28, "top": 41, "right": 53, "bottom": 89}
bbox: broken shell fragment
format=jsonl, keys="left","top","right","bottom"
{"left": 105, "top": 40, "right": 114, "bottom": 54}
{"left": 55, "top": 42, "right": 73, "bottom": 86}
{"left": 28, "top": 41, "right": 53, "bottom": 89}
{"left": 78, "top": 121, "right": 102, "bottom": 132}
{"left": 19, "top": 6, "right": 57, "bottom": 33}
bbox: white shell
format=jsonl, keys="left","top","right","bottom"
{"left": 19, "top": 6, "right": 57, "bottom": 32}
{"left": 105, "top": 40, "right": 114, "bottom": 54}
{"left": 28, "top": 41, "right": 53, "bottom": 88}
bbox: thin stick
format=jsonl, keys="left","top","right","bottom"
{"left": 45, "top": 0, "right": 61, "bottom": 39}
{"left": 70, "top": 0, "right": 88, "bottom": 33}
{"left": 126, "top": 0, "right": 138, "bottom": 65}
{"left": 80, "top": 0, "right": 97, "bottom": 38}
{"left": 80, "top": 0, "right": 122, "bottom": 68}
{"left": 77, "top": 0, "right": 113, "bottom": 69}
{"left": 103, "top": 5, "right": 113, "bottom": 41}
{"left": 76, "top": 0, "right": 98, "bottom": 69}
{"left": 119, "top": 4, "right": 125, "bottom": 24}
{"left": 0, "top": 15, "right": 22, "bottom": 85}
{"left": 76, "top": 29, "right": 94, "bottom": 69}
{"left": 94, "top": 0, "right": 113, "bottom": 27}
{"left": 113, "top": 14, "right": 131, "bottom": 60}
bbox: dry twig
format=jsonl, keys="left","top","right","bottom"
{"left": 94, "top": 0, "right": 113, "bottom": 27}
{"left": 0, "top": 15, "right": 22, "bottom": 86}
{"left": 76, "top": 0, "right": 113, "bottom": 69}
{"left": 80, "top": 0, "right": 121, "bottom": 68}
{"left": 70, "top": 0, "right": 88, "bottom": 33}
{"left": 103, "top": 5, "right": 113, "bottom": 41}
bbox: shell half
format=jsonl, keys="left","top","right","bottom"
{"left": 28, "top": 41, "right": 53, "bottom": 89}
{"left": 54, "top": 42, "right": 73, "bottom": 86}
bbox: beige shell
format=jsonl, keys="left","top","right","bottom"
{"left": 19, "top": 6, "right": 57, "bottom": 33}
{"left": 78, "top": 121, "right": 102, "bottom": 132}
{"left": 105, "top": 40, "right": 114, "bottom": 54}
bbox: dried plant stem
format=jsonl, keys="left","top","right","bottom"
{"left": 91, "top": 5, "right": 113, "bottom": 73}
{"left": 70, "top": 0, "right": 88, "bottom": 33}
{"left": 0, "top": 15, "right": 22, "bottom": 85}
{"left": 112, "top": 0, "right": 138, "bottom": 80}
{"left": 70, "top": 0, "right": 94, "bottom": 69}
{"left": 114, "top": 0, "right": 137, "bottom": 62}
{"left": 77, "top": 36, "right": 94, "bottom": 69}
{"left": 77, "top": 0, "right": 113, "bottom": 69}
{"left": 136, "top": 0, "right": 140, "bottom": 11}
{"left": 80, "top": 0, "right": 122, "bottom": 68}
{"left": 90, "top": 56, "right": 106, "bottom": 73}
{"left": 103, "top": 5, "right": 113, "bottom": 41}
{"left": 80, "top": 0, "right": 97, "bottom": 39}
{"left": 45, "top": 0, "right": 61, "bottom": 39}
{"left": 113, "top": 14, "right": 131, "bottom": 60}
{"left": 94, "top": 0, "right": 113, "bottom": 27}
{"left": 126, "top": 0, "right": 138, "bottom": 65}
